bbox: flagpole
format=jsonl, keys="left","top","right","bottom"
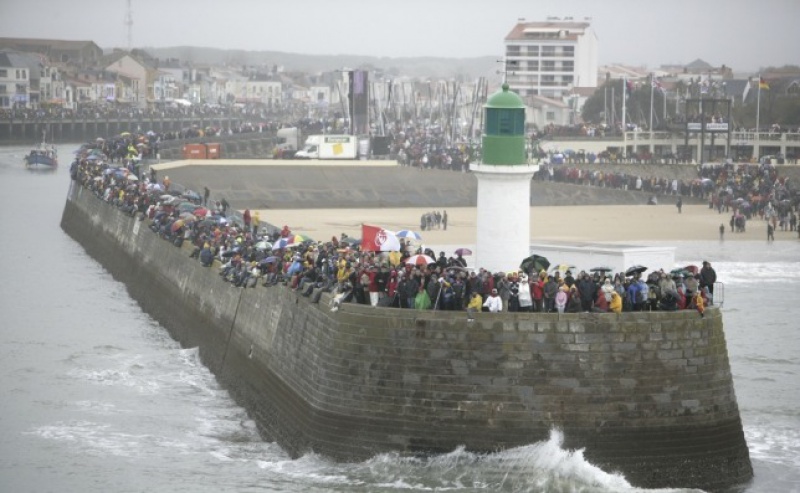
{"left": 649, "top": 73, "right": 655, "bottom": 153}
{"left": 756, "top": 74, "right": 761, "bottom": 138}
{"left": 622, "top": 77, "right": 627, "bottom": 160}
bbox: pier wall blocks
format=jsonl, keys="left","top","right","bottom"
{"left": 61, "top": 184, "right": 752, "bottom": 491}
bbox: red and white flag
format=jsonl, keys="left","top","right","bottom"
{"left": 361, "top": 224, "right": 401, "bottom": 252}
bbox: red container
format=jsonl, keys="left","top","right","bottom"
{"left": 205, "top": 143, "right": 221, "bottom": 159}
{"left": 182, "top": 144, "right": 207, "bottom": 160}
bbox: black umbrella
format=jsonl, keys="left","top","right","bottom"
{"left": 590, "top": 266, "right": 613, "bottom": 273}
{"left": 520, "top": 254, "right": 550, "bottom": 273}
{"left": 625, "top": 265, "right": 648, "bottom": 276}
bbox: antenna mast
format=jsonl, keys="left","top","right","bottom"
{"left": 125, "top": 0, "right": 133, "bottom": 50}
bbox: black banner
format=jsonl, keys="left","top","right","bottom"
{"left": 348, "top": 70, "right": 369, "bottom": 135}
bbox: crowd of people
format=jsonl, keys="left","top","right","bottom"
{"left": 69, "top": 143, "right": 719, "bottom": 318}
{"left": 0, "top": 103, "right": 247, "bottom": 121}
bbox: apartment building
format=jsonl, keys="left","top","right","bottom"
{"left": 504, "top": 18, "right": 598, "bottom": 99}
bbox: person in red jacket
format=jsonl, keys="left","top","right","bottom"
{"left": 531, "top": 273, "right": 545, "bottom": 312}
{"left": 594, "top": 286, "right": 609, "bottom": 312}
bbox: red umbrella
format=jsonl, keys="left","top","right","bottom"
{"left": 405, "top": 254, "right": 435, "bottom": 266}
{"left": 193, "top": 207, "right": 209, "bottom": 216}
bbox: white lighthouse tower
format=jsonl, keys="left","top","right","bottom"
{"left": 470, "top": 83, "right": 538, "bottom": 274}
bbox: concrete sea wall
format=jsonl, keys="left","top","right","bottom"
{"left": 61, "top": 185, "right": 752, "bottom": 491}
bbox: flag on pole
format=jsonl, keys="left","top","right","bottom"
{"left": 361, "top": 224, "right": 400, "bottom": 252}
{"left": 651, "top": 77, "right": 665, "bottom": 94}
{"left": 625, "top": 79, "right": 633, "bottom": 99}
{"left": 759, "top": 77, "right": 770, "bottom": 90}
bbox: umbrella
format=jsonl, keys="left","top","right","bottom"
{"left": 170, "top": 219, "right": 185, "bottom": 232}
{"left": 179, "top": 212, "right": 197, "bottom": 221}
{"left": 405, "top": 254, "right": 435, "bottom": 266}
{"left": 272, "top": 238, "right": 290, "bottom": 250}
{"left": 520, "top": 254, "right": 550, "bottom": 273}
{"left": 625, "top": 265, "right": 648, "bottom": 276}
{"left": 683, "top": 265, "right": 699, "bottom": 275}
{"left": 454, "top": 248, "right": 473, "bottom": 256}
{"left": 287, "top": 234, "right": 312, "bottom": 247}
{"left": 395, "top": 230, "right": 422, "bottom": 240}
{"left": 182, "top": 190, "right": 202, "bottom": 201}
{"left": 86, "top": 154, "right": 102, "bottom": 161}
{"left": 590, "top": 266, "right": 613, "bottom": 273}
{"left": 342, "top": 238, "right": 362, "bottom": 248}
{"left": 193, "top": 207, "right": 209, "bottom": 217}
{"left": 670, "top": 268, "right": 690, "bottom": 278}
{"left": 120, "top": 131, "right": 131, "bottom": 137}
{"left": 92, "top": 176, "right": 103, "bottom": 181}
{"left": 254, "top": 241, "right": 272, "bottom": 251}
{"left": 259, "top": 256, "right": 278, "bottom": 264}
{"left": 177, "top": 202, "right": 197, "bottom": 212}
{"left": 550, "top": 263, "right": 576, "bottom": 273}
{"left": 126, "top": 174, "right": 139, "bottom": 181}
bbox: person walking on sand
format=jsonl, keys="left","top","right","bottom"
{"left": 767, "top": 223, "right": 775, "bottom": 242}
{"left": 676, "top": 196, "right": 682, "bottom": 214}
{"left": 719, "top": 223, "right": 725, "bottom": 241}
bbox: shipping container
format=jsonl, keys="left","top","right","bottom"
{"left": 182, "top": 144, "right": 207, "bottom": 160}
{"left": 205, "top": 143, "right": 221, "bottom": 159}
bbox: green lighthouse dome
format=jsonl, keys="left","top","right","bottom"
{"left": 482, "top": 83, "right": 527, "bottom": 165}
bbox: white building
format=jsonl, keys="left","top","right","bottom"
{"left": 0, "top": 51, "right": 30, "bottom": 108}
{"left": 504, "top": 18, "right": 598, "bottom": 100}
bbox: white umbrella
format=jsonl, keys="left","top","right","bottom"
{"left": 405, "top": 254, "right": 436, "bottom": 266}
{"left": 394, "top": 230, "right": 422, "bottom": 240}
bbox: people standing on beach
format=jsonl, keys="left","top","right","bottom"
{"left": 676, "top": 196, "right": 682, "bottom": 213}
{"left": 767, "top": 223, "right": 775, "bottom": 242}
{"left": 203, "top": 186, "right": 210, "bottom": 206}
{"left": 442, "top": 210, "right": 448, "bottom": 230}
{"left": 719, "top": 223, "right": 725, "bottom": 240}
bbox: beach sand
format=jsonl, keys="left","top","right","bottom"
{"left": 255, "top": 204, "right": 796, "bottom": 247}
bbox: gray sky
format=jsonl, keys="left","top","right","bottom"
{"left": 1, "top": 0, "right": 798, "bottom": 72}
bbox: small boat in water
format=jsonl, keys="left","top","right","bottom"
{"left": 24, "top": 145, "right": 59, "bottom": 168}
{"left": 24, "top": 132, "right": 58, "bottom": 168}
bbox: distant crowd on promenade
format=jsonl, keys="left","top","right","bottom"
{"left": 70, "top": 146, "right": 720, "bottom": 318}
{"left": 0, "top": 103, "right": 246, "bottom": 121}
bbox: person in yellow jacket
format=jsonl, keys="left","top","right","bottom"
{"left": 466, "top": 292, "right": 483, "bottom": 320}
{"left": 693, "top": 291, "right": 705, "bottom": 317}
{"left": 609, "top": 291, "right": 623, "bottom": 314}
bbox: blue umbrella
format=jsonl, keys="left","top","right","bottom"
{"left": 272, "top": 238, "right": 289, "bottom": 250}
{"left": 259, "top": 256, "right": 278, "bottom": 264}
{"left": 394, "top": 230, "right": 422, "bottom": 240}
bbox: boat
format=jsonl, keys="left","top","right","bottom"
{"left": 24, "top": 145, "right": 59, "bottom": 168}
{"left": 24, "top": 131, "right": 58, "bottom": 168}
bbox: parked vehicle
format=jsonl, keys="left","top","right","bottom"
{"left": 274, "top": 127, "right": 302, "bottom": 158}
{"left": 294, "top": 134, "right": 357, "bottom": 160}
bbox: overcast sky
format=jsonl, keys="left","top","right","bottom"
{"left": 1, "top": 0, "right": 798, "bottom": 72}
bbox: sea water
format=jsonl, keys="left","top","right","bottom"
{"left": 0, "top": 145, "right": 797, "bottom": 492}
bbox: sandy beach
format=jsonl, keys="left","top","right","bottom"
{"left": 255, "top": 204, "right": 796, "bottom": 247}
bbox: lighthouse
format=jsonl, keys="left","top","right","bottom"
{"left": 470, "top": 83, "right": 538, "bottom": 274}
